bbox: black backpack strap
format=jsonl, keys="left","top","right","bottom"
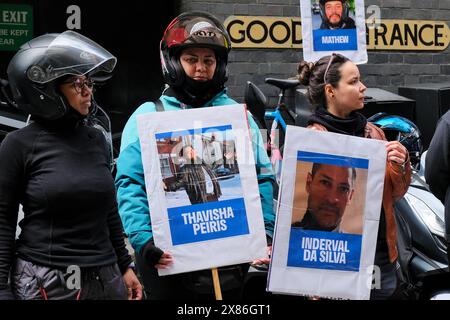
{"left": 154, "top": 99, "right": 164, "bottom": 112}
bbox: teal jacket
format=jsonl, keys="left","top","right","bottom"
{"left": 115, "top": 90, "right": 275, "bottom": 255}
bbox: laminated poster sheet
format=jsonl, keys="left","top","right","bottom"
{"left": 137, "top": 104, "right": 268, "bottom": 275}
{"left": 268, "top": 126, "right": 386, "bottom": 300}
{"left": 300, "top": 0, "right": 368, "bottom": 64}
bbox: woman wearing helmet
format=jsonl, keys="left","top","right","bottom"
{"left": 115, "top": 12, "right": 275, "bottom": 300}
{"left": 159, "top": 11, "right": 231, "bottom": 107}
{"left": 0, "top": 31, "right": 142, "bottom": 300}
{"left": 297, "top": 53, "right": 411, "bottom": 299}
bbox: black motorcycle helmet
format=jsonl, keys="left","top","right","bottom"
{"left": 7, "top": 30, "right": 116, "bottom": 120}
{"left": 319, "top": 0, "right": 350, "bottom": 28}
{"left": 369, "top": 112, "right": 423, "bottom": 170}
{"left": 160, "top": 11, "right": 231, "bottom": 102}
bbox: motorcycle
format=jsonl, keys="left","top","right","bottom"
{"left": 393, "top": 150, "right": 450, "bottom": 299}
{"left": 243, "top": 79, "right": 450, "bottom": 300}
{"left": 367, "top": 113, "right": 450, "bottom": 299}
{"left": 0, "top": 79, "right": 29, "bottom": 144}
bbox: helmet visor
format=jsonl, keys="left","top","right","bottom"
{"left": 27, "top": 31, "right": 117, "bottom": 84}
{"left": 162, "top": 13, "right": 230, "bottom": 52}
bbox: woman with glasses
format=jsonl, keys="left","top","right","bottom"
{"left": 60, "top": 77, "right": 95, "bottom": 115}
{"left": 297, "top": 53, "right": 411, "bottom": 300}
{"left": 0, "top": 31, "right": 142, "bottom": 300}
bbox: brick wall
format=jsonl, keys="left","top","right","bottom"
{"left": 177, "top": 0, "right": 450, "bottom": 105}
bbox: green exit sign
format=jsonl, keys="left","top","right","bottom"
{"left": 0, "top": 4, "right": 33, "bottom": 51}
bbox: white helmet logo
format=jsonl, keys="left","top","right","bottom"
{"left": 190, "top": 21, "right": 214, "bottom": 36}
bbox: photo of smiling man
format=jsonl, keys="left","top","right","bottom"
{"left": 307, "top": 0, "right": 360, "bottom": 52}
{"left": 319, "top": 0, "right": 356, "bottom": 30}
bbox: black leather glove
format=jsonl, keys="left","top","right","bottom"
{"left": 0, "top": 285, "right": 15, "bottom": 300}
{"left": 141, "top": 239, "right": 164, "bottom": 267}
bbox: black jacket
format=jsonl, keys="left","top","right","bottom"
{"left": 0, "top": 115, "right": 131, "bottom": 290}
{"left": 168, "top": 161, "right": 222, "bottom": 204}
{"left": 425, "top": 110, "right": 450, "bottom": 242}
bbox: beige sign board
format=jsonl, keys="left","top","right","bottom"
{"left": 224, "top": 16, "right": 450, "bottom": 51}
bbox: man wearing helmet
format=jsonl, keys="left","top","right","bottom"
{"left": 115, "top": 12, "right": 275, "bottom": 299}
{"left": 319, "top": 0, "right": 356, "bottom": 30}
{"left": 0, "top": 31, "right": 142, "bottom": 300}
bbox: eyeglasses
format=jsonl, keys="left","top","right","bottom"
{"left": 323, "top": 53, "right": 337, "bottom": 84}
{"left": 63, "top": 78, "right": 95, "bottom": 93}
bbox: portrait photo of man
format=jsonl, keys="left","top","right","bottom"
{"left": 291, "top": 162, "right": 361, "bottom": 233}
{"left": 318, "top": 0, "right": 356, "bottom": 30}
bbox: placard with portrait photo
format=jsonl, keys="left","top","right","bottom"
{"left": 268, "top": 126, "right": 386, "bottom": 300}
{"left": 137, "top": 105, "right": 268, "bottom": 275}
{"left": 300, "top": 0, "right": 367, "bottom": 63}
{"left": 156, "top": 126, "right": 247, "bottom": 246}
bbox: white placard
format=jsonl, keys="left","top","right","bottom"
{"left": 137, "top": 104, "right": 268, "bottom": 275}
{"left": 268, "top": 126, "right": 386, "bottom": 300}
{"left": 300, "top": 0, "right": 368, "bottom": 64}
